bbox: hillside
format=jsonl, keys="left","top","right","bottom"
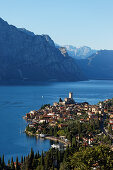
{"left": 0, "top": 18, "right": 86, "bottom": 83}
{"left": 77, "top": 50, "right": 113, "bottom": 80}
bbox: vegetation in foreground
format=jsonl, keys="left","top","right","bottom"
{"left": 1, "top": 144, "right": 113, "bottom": 170}
{"left": 1, "top": 97, "right": 113, "bottom": 169}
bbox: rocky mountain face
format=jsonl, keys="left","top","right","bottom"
{"left": 58, "top": 47, "right": 69, "bottom": 57}
{"left": 77, "top": 50, "right": 113, "bottom": 80}
{"left": 18, "top": 28, "right": 35, "bottom": 37}
{"left": 0, "top": 18, "right": 86, "bottom": 83}
{"left": 62, "top": 45, "right": 97, "bottom": 59}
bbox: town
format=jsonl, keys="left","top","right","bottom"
{"left": 2, "top": 92, "right": 113, "bottom": 170}
{"left": 24, "top": 92, "right": 113, "bottom": 148}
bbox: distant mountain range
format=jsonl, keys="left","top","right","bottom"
{"left": 77, "top": 50, "right": 113, "bottom": 80}
{"left": 56, "top": 44, "right": 97, "bottom": 59}
{"left": 0, "top": 18, "right": 86, "bottom": 83}
{"left": 0, "top": 17, "right": 113, "bottom": 84}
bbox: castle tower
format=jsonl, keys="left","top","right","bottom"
{"left": 69, "top": 92, "right": 73, "bottom": 99}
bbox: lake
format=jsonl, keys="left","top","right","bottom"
{"left": 0, "top": 80, "right": 113, "bottom": 162}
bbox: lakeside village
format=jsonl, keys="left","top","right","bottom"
{"left": 1, "top": 93, "right": 113, "bottom": 170}
{"left": 23, "top": 92, "right": 113, "bottom": 150}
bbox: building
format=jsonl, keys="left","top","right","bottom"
{"left": 64, "top": 92, "right": 75, "bottom": 104}
{"left": 69, "top": 92, "right": 73, "bottom": 99}
{"left": 54, "top": 92, "right": 75, "bottom": 106}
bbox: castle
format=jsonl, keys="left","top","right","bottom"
{"left": 54, "top": 92, "right": 75, "bottom": 106}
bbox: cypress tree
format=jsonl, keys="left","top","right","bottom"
{"left": 24, "top": 156, "right": 25, "bottom": 163}
{"left": 72, "top": 137, "right": 76, "bottom": 147}
{"left": 21, "top": 156, "right": 23, "bottom": 164}
{"left": 56, "top": 149, "right": 59, "bottom": 168}
{"left": 59, "top": 98, "right": 63, "bottom": 102}
{"left": 32, "top": 158, "right": 39, "bottom": 169}
{"left": 11, "top": 157, "right": 15, "bottom": 170}
{"left": 2, "top": 154, "right": 5, "bottom": 168}
{"left": 30, "top": 148, "right": 34, "bottom": 160}
{"left": 16, "top": 156, "right": 20, "bottom": 170}
{"left": 58, "top": 150, "right": 61, "bottom": 163}
{"left": 37, "top": 151, "right": 40, "bottom": 159}
{"left": 24, "top": 157, "right": 29, "bottom": 170}
{"left": 41, "top": 151, "right": 44, "bottom": 166}
{"left": 0, "top": 157, "right": 1, "bottom": 170}
{"left": 27, "top": 148, "right": 34, "bottom": 169}
{"left": 35, "top": 153, "right": 38, "bottom": 159}
{"left": 78, "top": 122, "right": 82, "bottom": 134}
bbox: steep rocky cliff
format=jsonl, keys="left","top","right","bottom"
{"left": 0, "top": 18, "right": 86, "bottom": 83}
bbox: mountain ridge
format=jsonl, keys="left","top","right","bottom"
{"left": 77, "top": 50, "right": 113, "bottom": 80}
{"left": 56, "top": 43, "right": 97, "bottom": 59}
{"left": 0, "top": 18, "right": 86, "bottom": 83}
{"left": 62, "top": 45, "right": 97, "bottom": 59}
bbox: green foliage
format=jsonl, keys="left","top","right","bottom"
{"left": 2, "top": 144, "right": 113, "bottom": 170}
{"left": 59, "top": 98, "right": 63, "bottom": 102}
{"left": 41, "top": 151, "right": 44, "bottom": 166}
{"left": 26, "top": 126, "right": 36, "bottom": 134}
{"left": 41, "top": 104, "right": 50, "bottom": 109}
{"left": 57, "top": 130, "right": 65, "bottom": 136}
{"left": 108, "top": 124, "right": 113, "bottom": 135}
{"left": 1, "top": 155, "right": 5, "bottom": 168}
{"left": 95, "top": 133, "right": 112, "bottom": 145}
{"left": 11, "top": 157, "right": 15, "bottom": 170}
{"left": 70, "top": 145, "right": 113, "bottom": 169}
{"left": 21, "top": 156, "right": 23, "bottom": 164}
{"left": 16, "top": 156, "right": 20, "bottom": 170}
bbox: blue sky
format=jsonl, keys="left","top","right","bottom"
{"left": 0, "top": 0, "right": 113, "bottom": 49}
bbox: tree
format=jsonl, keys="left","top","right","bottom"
{"left": 72, "top": 137, "right": 76, "bottom": 147}
{"left": 8, "top": 159, "right": 10, "bottom": 165}
{"left": 37, "top": 151, "right": 40, "bottom": 159}
{"left": 78, "top": 122, "right": 82, "bottom": 134}
{"left": 41, "top": 104, "right": 50, "bottom": 109}
{"left": 44, "top": 150, "right": 53, "bottom": 169}
{"left": 35, "top": 153, "right": 38, "bottom": 159}
{"left": 59, "top": 98, "right": 63, "bottom": 102}
{"left": 11, "top": 157, "right": 15, "bottom": 170}
{"left": 60, "top": 161, "right": 69, "bottom": 170}
{"left": 49, "top": 128, "right": 53, "bottom": 136}
{"left": 16, "top": 156, "right": 20, "bottom": 170}
{"left": 2, "top": 155, "right": 5, "bottom": 168}
{"left": 24, "top": 156, "right": 25, "bottom": 163}
{"left": 41, "top": 151, "right": 44, "bottom": 166}
{"left": 21, "top": 156, "right": 23, "bottom": 164}
{"left": 109, "top": 124, "right": 112, "bottom": 134}
{"left": 30, "top": 148, "right": 34, "bottom": 161}
{"left": 54, "top": 126, "right": 58, "bottom": 137}
{"left": 71, "top": 145, "right": 113, "bottom": 169}
{"left": 24, "top": 156, "right": 29, "bottom": 170}
{"left": 57, "top": 130, "right": 65, "bottom": 136}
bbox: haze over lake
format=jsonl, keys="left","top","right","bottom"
{"left": 0, "top": 80, "right": 113, "bottom": 162}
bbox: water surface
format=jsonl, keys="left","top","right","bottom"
{"left": 0, "top": 80, "right": 113, "bottom": 162}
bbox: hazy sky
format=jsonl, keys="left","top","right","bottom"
{"left": 0, "top": 0, "right": 113, "bottom": 49}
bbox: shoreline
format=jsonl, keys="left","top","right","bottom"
{"left": 45, "top": 136, "right": 71, "bottom": 146}
{"left": 25, "top": 131, "right": 70, "bottom": 146}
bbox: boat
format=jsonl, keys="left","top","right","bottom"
{"left": 40, "top": 134, "right": 45, "bottom": 138}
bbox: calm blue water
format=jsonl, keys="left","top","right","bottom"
{"left": 0, "top": 80, "right": 113, "bottom": 162}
